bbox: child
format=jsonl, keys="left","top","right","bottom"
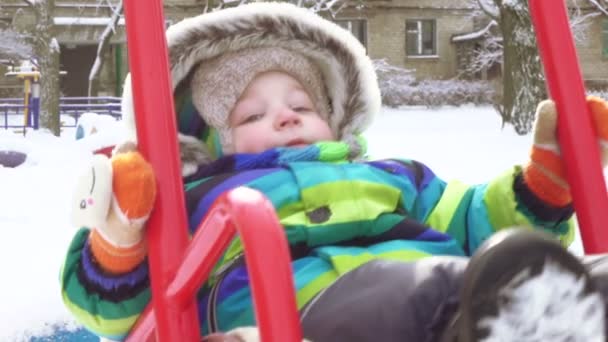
{"left": 62, "top": 2, "right": 608, "bottom": 341}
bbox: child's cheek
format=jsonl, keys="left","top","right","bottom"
{"left": 234, "top": 126, "right": 268, "bottom": 153}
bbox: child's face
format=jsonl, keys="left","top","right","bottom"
{"left": 229, "top": 71, "right": 334, "bottom": 153}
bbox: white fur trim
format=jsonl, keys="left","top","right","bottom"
{"left": 479, "top": 261, "right": 605, "bottom": 342}
{"left": 182, "top": 162, "right": 198, "bottom": 177}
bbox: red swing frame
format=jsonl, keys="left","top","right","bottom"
{"left": 122, "top": 1, "right": 300, "bottom": 341}
{"left": 122, "top": 0, "right": 608, "bottom": 341}
{"left": 529, "top": 0, "right": 608, "bottom": 254}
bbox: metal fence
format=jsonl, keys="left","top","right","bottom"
{"left": 0, "top": 96, "right": 122, "bottom": 130}
{"left": 0, "top": 98, "right": 36, "bottom": 129}
{"left": 59, "top": 97, "right": 122, "bottom": 127}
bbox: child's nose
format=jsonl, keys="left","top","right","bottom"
{"left": 275, "top": 107, "right": 301, "bottom": 129}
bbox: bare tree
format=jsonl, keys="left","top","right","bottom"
{"left": 466, "top": 0, "right": 605, "bottom": 134}
{"left": 88, "top": 0, "right": 123, "bottom": 97}
{"left": 21, "top": 0, "right": 61, "bottom": 136}
{"left": 468, "top": 0, "right": 545, "bottom": 135}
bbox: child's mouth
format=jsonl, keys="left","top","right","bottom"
{"left": 286, "top": 139, "right": 307, "bottom": 147}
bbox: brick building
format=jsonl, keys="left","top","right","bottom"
{"left": 335, "top": 0, "right": 607, "bottom": 86}
{"left": 1, "top": 0, "right": 606, "bottom": 97}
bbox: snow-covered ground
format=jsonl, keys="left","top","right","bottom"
{"left": 0, "top": 105, "right": 588, "bottom": 341}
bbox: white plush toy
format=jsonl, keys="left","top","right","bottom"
{"left": 71, "top": 154, "right": 113, "bottom": 230}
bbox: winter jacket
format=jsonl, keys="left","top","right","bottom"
{"left": 60, "top": 140, "right": 574, "bottom": 339}
{"left": 60, "top": 3, "right": 574, "bottom": 340}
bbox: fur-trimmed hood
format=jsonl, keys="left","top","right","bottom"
{"left": 121, "top": 2, "right": 381, "bottom": 174}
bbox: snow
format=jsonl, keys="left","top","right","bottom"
{"left": 50, "top": 38, "right": 60, "bottom": 54}
{"left": 366, "top": 106, "right": 531, "bottom": 183}
{"left": 54, "top": 17, "right": 126, "bottom": 26}
{"left": 0, "top": 114, "right": 124, "bottom": 341}
{"left": 0, "top": 105, "right": 589, "bottom": 340}
{"left": 88, "top": 58, "right": 102, "bottom": 82}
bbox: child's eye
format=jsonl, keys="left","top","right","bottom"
{"left": 242, "top": 113, "right": 264, "bottom": 124}
{"left": 292, "top": 106, "right": 312, "bottom": 113}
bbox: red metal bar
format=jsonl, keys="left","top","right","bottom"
{"left": 167, "top": 187, "right": 302, "bottom": 342}
{"left": 123, "top": 1, "right": 200, "bottom": 341}
{"left": 165, "top": 205, "right": 235, "bottom": 308}
{"left": 529, "top": 0, "right": 608, "bottom": 253}
{"left": 128, "top": 187, "right": 303, "bottom": 341}
{"left": 125, "top": 305, "right": 155, "bottom": 342}
{"left": 227, "top": 188, "right": 302, "bottom": 342}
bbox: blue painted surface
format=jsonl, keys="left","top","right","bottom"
{"left": 29, "top": 327, "right": 98, "bottom": 342}
{"left": 75, "top": 125, "right": 85, "bottom": 140}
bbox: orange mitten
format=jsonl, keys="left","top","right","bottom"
{"left": 72, "top": 144, "right": 157, "bottom": 274}
{"left": 524, "top": 96, "right": 608, "bottom": 207}
{"left": 111, "top": 151, "right": 157, "bottom": 226}
{"left": 588, "top": 96, "right": 608, "bottom": 165}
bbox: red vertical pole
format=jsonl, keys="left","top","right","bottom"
{"left": 123, "top": 1, "right": 200, "bottom": 340}
{"left": 529, "top": 0, "right": 608, "bottom": 253}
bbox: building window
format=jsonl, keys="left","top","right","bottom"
{"left": 603, "top": 20, "right": 608, "bottom": 58}
{"left": 335, "top": 19, "right": 367, "bottom": 48}
{"left": 406, "top": 19, "right": 437, "bottom": 57}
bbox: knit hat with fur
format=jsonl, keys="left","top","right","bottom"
{"left": 190, "top": 47, "right": 331, "bottom": 154}
{"left": 120, "top": 2, "right": 382, "bottom": 175}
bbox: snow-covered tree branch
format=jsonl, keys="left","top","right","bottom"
{"left": 569, "top": 0, "right": 602, "bottom": 42}
{"left": 453, "top": 20, "right": 501, "bottom": 76}
{"left": 587, "top": 0, "right": 608, "bottom": 16}
{"left": 0, "top": 28, "right": 33, "bottom": 61}
{"left": 88, "top": 0, "right": 123, "bottom": 96}
{"left": 477, "top": 0, "right": 500, "bottom": 21}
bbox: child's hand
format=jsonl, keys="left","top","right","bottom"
{"left": 524, "top": 96, "right": 608, "bottom": 206}
{"left": 71, "top": 142, "right": 157, "bottom": 273}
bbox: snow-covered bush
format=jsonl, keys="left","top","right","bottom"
{"left": 373, "top": 59, "right": 415, "bottom": 107}
{"left": 373, "top": 59, "right": 496, "bottom": 108}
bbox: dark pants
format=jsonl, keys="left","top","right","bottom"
{"left": 300, "top": 256, "right": 608, "bottom": 342}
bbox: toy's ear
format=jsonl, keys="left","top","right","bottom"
{"left": 71, "top": 154, "right": 113, "bottom": 229}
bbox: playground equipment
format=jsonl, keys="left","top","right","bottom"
{"left": 4, "top": 60, "right": 41, "bottom": 134}
{"left": 2, "top": 61, "right": 122, "bottom": 133}
{"left": 61, "top": 97, "right": 122, "bottom": 123}
{"left": 121, "top": 0, "right": 608, "bottom": 340}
